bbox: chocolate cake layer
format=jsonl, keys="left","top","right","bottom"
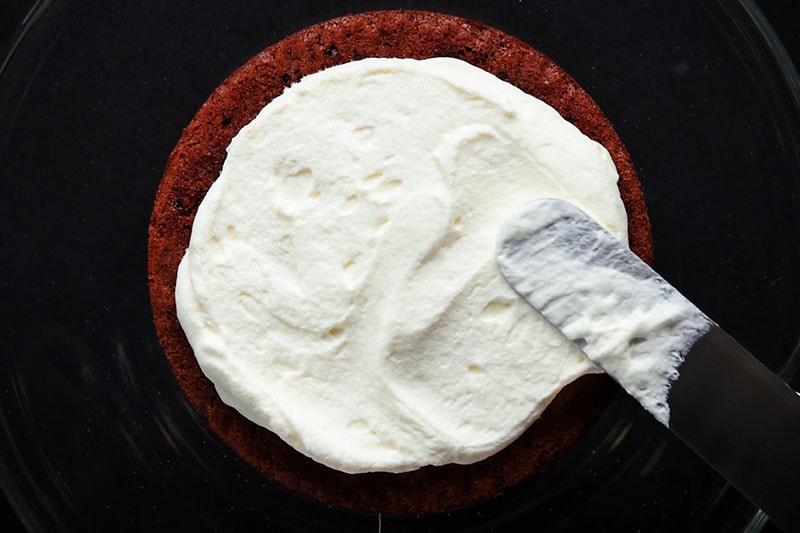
{"left": 148, "top": 10, "right": 652, "bottom": 514}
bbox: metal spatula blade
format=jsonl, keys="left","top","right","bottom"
{"left": 495, "top": 198, "right": 800, "bottom": 532}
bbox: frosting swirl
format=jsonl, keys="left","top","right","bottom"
{"left": 176, "top": 57, "right": 628, "bottom": 473}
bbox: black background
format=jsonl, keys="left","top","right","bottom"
{"left": 0, "top": 1, "right": 798, "bottom": 531}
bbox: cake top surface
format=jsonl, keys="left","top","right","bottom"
{"left": 175, "top": 56, "right": 628, "bottom": 473}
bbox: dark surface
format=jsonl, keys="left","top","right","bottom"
{"left": 1, "top": 1, "right": 799, "bottom": 531}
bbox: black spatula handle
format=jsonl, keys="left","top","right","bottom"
{"left": 669, "top": 326, "right": 800, "bottom": 532}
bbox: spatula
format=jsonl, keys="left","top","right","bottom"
{"left": 495, "top": 198, "right": 800, "bottom": 532}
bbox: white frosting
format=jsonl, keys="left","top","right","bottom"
{"left": 175, "top": 57, "right": 628, "bottom": 473}
{"left": 496, "top": 199, "right": 713, "bottom": 426}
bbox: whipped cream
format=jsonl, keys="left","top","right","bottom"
{"left": 175, "top": 57, "right": 628, "bottom": 473}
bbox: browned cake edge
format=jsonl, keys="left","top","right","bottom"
{"left": 147, "top": 9, "right": 653, "bottom": 515}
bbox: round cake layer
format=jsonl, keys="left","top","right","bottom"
{"left": 148, "top": 10, "right": 652, "bottom": 514}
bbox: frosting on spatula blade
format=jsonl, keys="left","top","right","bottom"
{"left": 495, "top": 198, "right": 713, "bottom": 426}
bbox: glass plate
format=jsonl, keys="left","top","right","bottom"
{"left": 1, "top": 0, "right": 798, "bottom": 531}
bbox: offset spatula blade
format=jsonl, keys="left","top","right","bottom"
{"left": 496, "top": 198, "right": 800, "bottom": 532}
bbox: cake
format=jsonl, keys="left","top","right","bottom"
{"left": 148, "top": 10, "right": 653, "bottom": 514}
